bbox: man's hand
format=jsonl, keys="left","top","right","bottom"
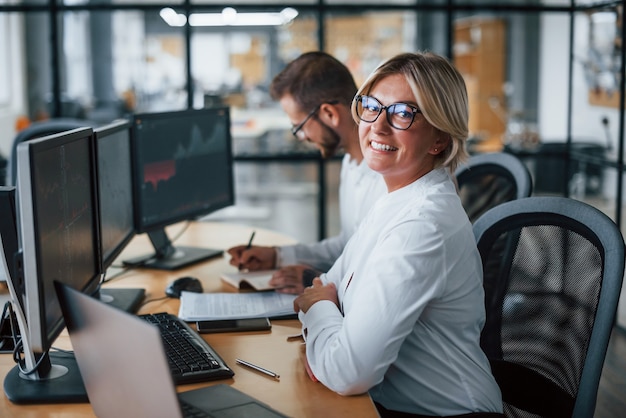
{"left": 294, "top": 278, "right": 338, "bottom": 313}
{"left": 269, "top": 265, "right": 319, "bottom": 294}
{"left": 226, "top": 245, "right": 276, "bottom": 271}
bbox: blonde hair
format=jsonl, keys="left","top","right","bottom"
{"left": 351, "top": 52, "right": 469, "bottom": 172}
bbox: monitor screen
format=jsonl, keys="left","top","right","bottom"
{"left": 93, "top": 120, "right": 145, "bottom": 313}
{"left": 127, "top": 107, "right": 234, "bottom": 270}
{"left": 94, "top": 120, "right": 135, "bottom": 269}
{"left": 15, "top": 126, "right": 101, "bottom": 359}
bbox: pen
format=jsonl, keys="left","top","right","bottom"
{"left": 238, "top": 231, "right": 256, "bottom": 270}
{"left": 246, "top": 231, "right": 256, "bottom": 249}
{"left": 236, "top": 358, "right": 280, "bottom": 380}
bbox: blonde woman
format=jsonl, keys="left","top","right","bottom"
{"left": 294, "top": 52, "right": 503, "bottom": 418}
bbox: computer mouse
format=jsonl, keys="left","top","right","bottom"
{"left": 165, "top": 276, "right": 203, "bottom": 298}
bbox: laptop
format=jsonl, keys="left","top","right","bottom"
{"left": 54, "top": 281, "right": 288, "bottom": 418}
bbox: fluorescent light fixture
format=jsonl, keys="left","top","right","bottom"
{"left": 160, "top": 8, "right": 187, "bottom": 27}
{"left": 160, "top": 7, "right": 299, "bottom": 27}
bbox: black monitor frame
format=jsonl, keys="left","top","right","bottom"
{"left": 0, "top": 187, "right": 19, "bottom": 289}
{"left": 125, "top": 107, "right": 234, "bottom": 270}
{"left": 4, "top": 127, "right": 101, "bottom": 404}
{"left": 93, "top": 119, "right": 145, "bottom": 312}
{"left": 0, "top": 187, "right": 21, "bottom": 353}
{"left": 94, "top": 119, "right": 136, "bottom": 270}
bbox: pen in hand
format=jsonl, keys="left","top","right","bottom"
{"left": 238, "top": 231, "right": 256, "bottom": 270}
{"left": 236, "top": 358, "right": 280, "bottom": 380}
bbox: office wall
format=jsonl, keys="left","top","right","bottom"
{"left": 540, "top": 13, "right": 623, "bottom": 153}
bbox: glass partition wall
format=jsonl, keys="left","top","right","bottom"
{"left": 0, "top": 0, "right": 624, "bottom": 323}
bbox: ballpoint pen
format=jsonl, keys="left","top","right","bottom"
{"left": 246, "top": 231, "right": 256, "bottom": 249}
{"left": 236, "top": 358, "right": 280, "bottom": 380}
{"left": 238, "top": 231, "right": 256, "bottom": 270}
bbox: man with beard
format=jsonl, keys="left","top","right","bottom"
{"left": 227, "top": 51, "right": 386, "bottom": 294}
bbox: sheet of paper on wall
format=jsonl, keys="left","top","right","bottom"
{"left": 178, "top": 291, "right": 297, "bottom": 321}
{"left": 220, "top": 270, "right": 278, "bottom": 291}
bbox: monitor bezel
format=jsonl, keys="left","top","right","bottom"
{"left": 130, "top": 107, "right": 234, "bottom": 234}
{"left": 93, "top": 119, "right": 136, "bottom": 270}
{"left": 16, "top": 127, "right": 103, "bottom": 354}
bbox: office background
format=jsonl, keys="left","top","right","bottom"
{"left": 0, "top": 1, "right": 624, "bottom": 324}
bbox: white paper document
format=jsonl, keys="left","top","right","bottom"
{"left": 178, "top": 291, "right": 297, "bottom": 321}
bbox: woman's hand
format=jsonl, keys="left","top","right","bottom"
{"left": 226, "top": 245, "right": 276, "bottom": 271}
{"left": 294, "top": 278, "right": 338, "bottom": 313}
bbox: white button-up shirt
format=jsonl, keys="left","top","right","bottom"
{"left": 300, "top": 167, "right": 503, "bottom": 416}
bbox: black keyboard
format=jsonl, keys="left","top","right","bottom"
{"left": 139, "top": 312, "right": 234, "bottom": 384}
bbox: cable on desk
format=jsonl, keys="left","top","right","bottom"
{"left": 138, "top": 295, "right": 170, "bottom": 309}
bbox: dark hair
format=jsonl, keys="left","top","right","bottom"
{"left": 270, "top": 51, "right": 357, "bottom": 112}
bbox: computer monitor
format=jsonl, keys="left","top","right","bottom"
{"left": 125, "top": 107, "right": 234, "bottom": 270}
{"left": 3, "top": 127, "right": 100, "bottom": 404}
{"left": 0, "top": 187, "right": 21, "bottom": 353}
{"left": 0, "top": 187, "right": 18, "bottom": 285}
{"left": 93, "top": 120, "right": 145, "bottom": 312}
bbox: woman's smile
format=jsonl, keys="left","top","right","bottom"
{"left": 369, "top": 140, "right": 398, "bottom": 152}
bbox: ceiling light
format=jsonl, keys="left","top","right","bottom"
{"left": 160, "top": 7, "right": 299, "bottom": 27}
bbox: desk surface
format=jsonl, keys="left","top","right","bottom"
{"left": 0, "top": 221, "right": 377, "bottom": 417}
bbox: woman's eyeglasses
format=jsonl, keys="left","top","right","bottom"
{"left": 354, "top": 95, "right": 420, "bottom": 130}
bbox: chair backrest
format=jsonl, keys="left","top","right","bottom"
{"left": 7, "top": 118, "right": 90, "bottom": 186}
{"left": 473, "top": 196, "right": 625, "bottom": 418}
{"left": 455, "top": 152, "right": 532, "bottom": 223}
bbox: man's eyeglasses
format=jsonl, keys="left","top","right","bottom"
{"left": 354, "top": 95, "right": 420, "bottom": 130}
{"left": 291, "top": 105, "right": 321, "bottom": 139}
{"left": 291, "top": 100, "right": 340, "bottom": 140}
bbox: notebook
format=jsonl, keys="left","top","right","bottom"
{"left": 220, "top": 269, "right": 278, "bottom": 291}
{"left": 54, "top": 281, "right": 288, "bottom": 418}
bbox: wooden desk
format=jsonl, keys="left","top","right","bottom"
{"left": 0, "top": 222, "right": 377, "bottom": 417}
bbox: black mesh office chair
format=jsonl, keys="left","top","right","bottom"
{"left": 7, "top": 118, "right": 90, "bottom": 186}
{"left": 455, "top": 152, "right": 532, "bottom": 223}
{"left": 473, "top": 196, "right": 625, "bottom": 418}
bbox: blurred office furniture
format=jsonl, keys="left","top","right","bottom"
{"left": 45, "top": 94, "right": 88, "bottom": 120}
{"left": 455, "top": 152, "right": 532, "bottom": 223}
{"left": 7, "top": 118, "right": 91, "bottom": 186}
{"left": 231, "top": 127, "right": 340, "bottom": 241}
{"left": 0, "top": 155, "right": 6, "bottom": 187}
{"left": 504, "top": 142, "right": 607, "bottom": 198}
{"left": 473, "top": 196, "right": 625, "bottom": 417}
{"left": 454, "top": 17, "right": 506, "bottom": 151}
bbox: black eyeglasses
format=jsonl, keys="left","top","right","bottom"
{"left": 291, "top": 105, "right": 321, "bottom": 139}
{"left": 291, "top": 100, "right": 340, "bottom": 140}
{"left": 355, "top": 95, "right": 420, "bottom": 130}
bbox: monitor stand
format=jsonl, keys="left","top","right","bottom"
{"left": 122, "top": 229, "right": 222, "bottom": 270}
{"left": 4, "top": 351, "right": 87, "bottom": 404}
{"left": 97, "top": 288, "right": 145, "bottom": 314}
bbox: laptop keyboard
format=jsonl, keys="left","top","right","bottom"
{"left": 139, "top": 312, "right": 234, "bottom": 384}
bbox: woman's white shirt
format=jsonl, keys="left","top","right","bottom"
{"left": 299, "top": 167, "right": 502, "bottom": 416}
